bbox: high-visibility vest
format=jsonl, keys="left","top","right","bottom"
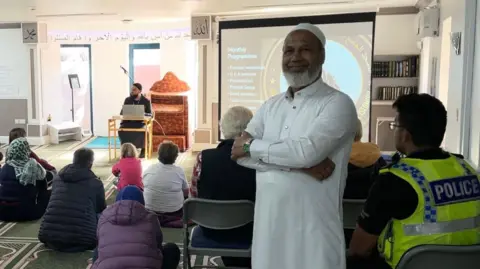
{"left": 377, "top": 155, "right": 480, "bottom": 268}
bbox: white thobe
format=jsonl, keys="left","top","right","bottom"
{"left": 240, "top": 78, "right": 357, "bottom": 269}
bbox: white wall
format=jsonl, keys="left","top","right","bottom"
{"left": 40, "top": 43, "right": 62, "bottom": 123}
{"left": 0, "top": 29, "right": 31, "bottom": 99}
{"left": 91, "top": 43, "right": 130, "bottom": 136}
{"left": 40, "top": 21, "right": 195, "bottom": 137}
{"left": 374, "top": 14, "right": 420, "bottom": 55}
{"left": 160, "top": 39, "right": 189, "bottom": 81}
{"left": 40, "top": 42, "right": 129, "bottom": 136}
{"left": 419, "top": 0, "right": 475, "bottom": 158}
{"left": 418, "top": 37, "right": 433, "bottom": 94}
{"left": 469, "top": 1, "right": 480, "bottom": 168}
{"left": 40, "top": 41, "right": 130, "bottom": 136}
{"left": 442, "top": 0, "right": 468, "bottom": 154}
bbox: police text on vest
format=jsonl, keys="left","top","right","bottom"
{"left": 429, "top": 175, "right": 480, "bottom": 206}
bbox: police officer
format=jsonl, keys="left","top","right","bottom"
{"left": 347, "top": 93, "right": 480, "bottom": 269}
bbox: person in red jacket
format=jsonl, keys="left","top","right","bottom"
{"left": 112, "top": 143, "right": 143, "bottom": 190}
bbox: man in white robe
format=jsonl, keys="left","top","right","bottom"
{"left": 231, "top": 23, "right": 358, "bottom": 269}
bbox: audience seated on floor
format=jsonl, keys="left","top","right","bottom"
{"left": 143, "top": 141, "right": 188, "bottom": 228}
{"left": 92, "top": 185, "right": 180, "bottom": 269}
{"left": 0, "top": 138, "right": 50, "bottom": 222}
{"left": 38, "top": 148, "right": 106, "bottom": 252}
{"left": 9, "top": 128, "right": 57, "bottom": 184}
{"left": 112, "top": 143, "right": 143, "bottom": 190}
{"left": 190, "top": 106, "right": 256, "bottom": 268}
{"left": 344, "top": 119, "right": 386, "bottom": 200}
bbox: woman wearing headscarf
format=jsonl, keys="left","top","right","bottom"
{"left": 0, "top": 138, "right": 50, "bottom": 221}
{"left": 92, "top": 186, "right": 181, "bottom": 269}
{"left": 9, "top": 128, "right": 56, "bottom": 174}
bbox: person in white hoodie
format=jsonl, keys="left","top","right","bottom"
{"left": 232, "top": 23, "right": 357, "bottom": 269}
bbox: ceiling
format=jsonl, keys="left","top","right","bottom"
{"left": 0, "top": 0, "right": 418, "bottom": 22}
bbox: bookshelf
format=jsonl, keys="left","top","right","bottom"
{"left": 371, "top": 55, "right": 420, "bottom": 152}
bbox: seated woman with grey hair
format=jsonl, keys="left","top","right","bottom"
{"left": 143, "top": 141, "right": 189, "bottom": 228}
{"left": 190, "top": 106, "right": 256, "bottom": 268}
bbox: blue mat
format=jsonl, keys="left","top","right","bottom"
{"left": 85, "top": 137, "right": 121, "bottom": 149}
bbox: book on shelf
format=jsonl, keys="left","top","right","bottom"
{"left": 377, "top": 86, "right": 418, "bottom": 101}
{"left": 372, "top": 56, "right": 419, "bottom": 78}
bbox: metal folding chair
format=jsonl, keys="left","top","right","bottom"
{"left": 183, "top": 198, "right": 254, "bottom": 269}
{"left": 396, "top": 244, "right": 480, "bottom": 269}
{"left": 342, "top": 199, "right": 366, "bottom": 229}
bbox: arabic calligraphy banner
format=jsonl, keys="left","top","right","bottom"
{"left": 48, "top": 28, "right": 191, "bottom": 42}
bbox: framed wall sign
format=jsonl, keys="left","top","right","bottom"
{"left": 22, "top": 23, "right": 38, "bottom": 44}
{"left": 191, "top": 16, "right": 211, "bottom": 40}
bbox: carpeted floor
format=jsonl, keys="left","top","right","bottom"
{"left": 0, "top": 138, "right": 221, "bottom": 269}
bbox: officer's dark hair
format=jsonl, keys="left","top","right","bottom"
{"left": 73, "top": 148, "right": 95, "bottom": 168}
{"left": 393, "top": 93, "right": 447, "bottom": 148}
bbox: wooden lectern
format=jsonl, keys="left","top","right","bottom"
{"left": 107, "top": 115, "right": 153, "bottom": 161}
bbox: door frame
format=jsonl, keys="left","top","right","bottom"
{"left": 60, "top": 44, "right": 94, "bottom": 135}
{"left": 128, "top": 43, "right": 161, "bottom": 88}
{"left": 460, "top": 0, "right": 477, "bottom": 163}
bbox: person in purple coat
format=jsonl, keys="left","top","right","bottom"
{"left": 92, "top": 186, "right": 180, "bottom": 269}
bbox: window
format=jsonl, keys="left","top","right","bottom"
{"left": 128, "top": 43, "right": 161, "bottom": 91}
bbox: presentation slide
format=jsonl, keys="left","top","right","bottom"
{"left": 219, "top": 19, "right": 374, "bottom": 140}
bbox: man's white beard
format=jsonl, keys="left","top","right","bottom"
{"left": 283, "top": 65, "right": 321, "bottom": 88}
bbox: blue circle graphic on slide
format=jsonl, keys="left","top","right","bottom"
{"left": 280, "top": 40, "right": 362, "bottom": 102}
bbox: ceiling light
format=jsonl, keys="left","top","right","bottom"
{"left": 244, "top": 0, "right": 354, "bottom": 9}
{"left": 261, "top": 7, "right": 287, "bottom": 13}
{"left": 36, "top": 13, "right": 119, "bottom": 18}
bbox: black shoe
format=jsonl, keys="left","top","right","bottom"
{"left": 139, "top": 149, "right": 145, "bottom": 159}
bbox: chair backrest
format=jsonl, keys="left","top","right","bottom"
{"left": 342, "top": 199, "right": 366, "bottom": 229}
{"left": 396, "top": 244, "right": 480, "bottom": 269}
{"left": 183, "top": 198, "right": 254, "bottom": 230}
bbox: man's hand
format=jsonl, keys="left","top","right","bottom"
{"left": 231, "top": 132, "right": 253, "bottom": 160}
{"left": 302, "top": 158, "right": 336, "bottom": 181}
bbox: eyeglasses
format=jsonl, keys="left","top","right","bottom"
{"left": 389, "top": 122, "right": 402, "bottom": 130}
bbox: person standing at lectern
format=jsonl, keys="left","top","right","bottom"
{"left": 119, "top": 83, "right": 152, "bottom": 158}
